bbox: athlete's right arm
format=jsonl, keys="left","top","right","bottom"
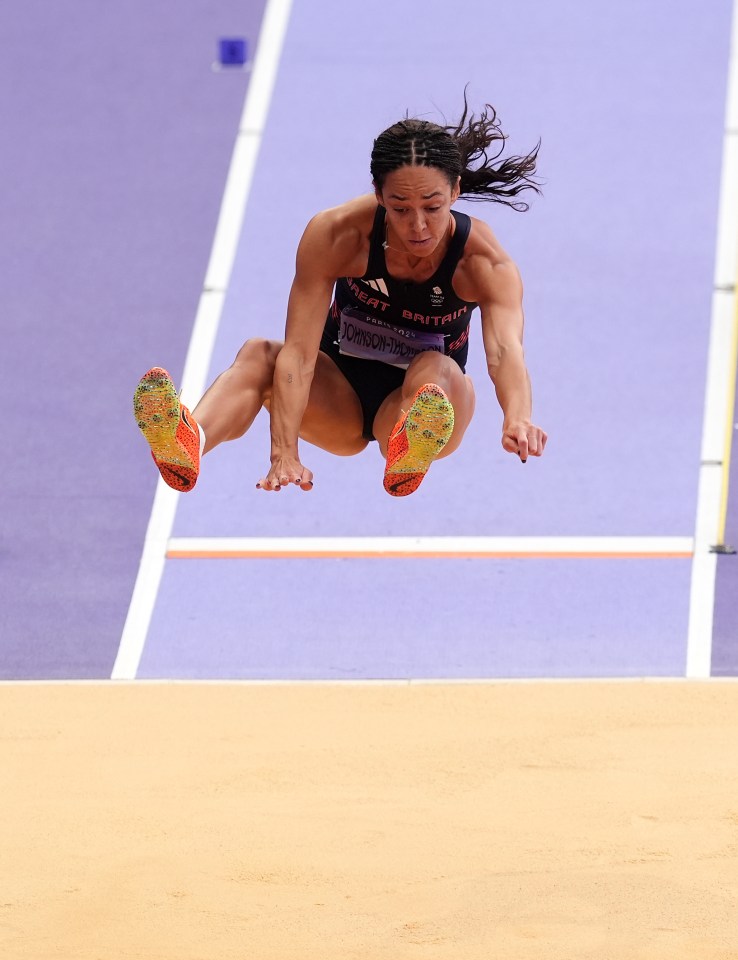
{"left": 257, "top": 212, "right": 342, "bottom": 491}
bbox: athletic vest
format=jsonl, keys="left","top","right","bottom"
{"left": 325, "top": 206, "right": 477, "bottom": 370}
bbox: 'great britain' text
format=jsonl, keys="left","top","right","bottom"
{"left": 402, "top": 306, "right": 468, "bottom": 326}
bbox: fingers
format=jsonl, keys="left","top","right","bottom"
{"left": 528, "top": 428, "right": 548, "bottom": 457}
{"left": 293, "top": 471, "right": 314, "bottom": 491}
{"left": 255, "top": 477, "right": 282, "bottom": 491}
{"left": 502, "top": 431, "right": 529, "bottom": 461}
{"left": 256, "top": 464, "right": 314, "bottom": 491}
{"left": 502, "top": 424, "right": 548, "bottom": 462}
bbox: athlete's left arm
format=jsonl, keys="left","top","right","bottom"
{"left": 474, "top": 255, "right": 547, "bottom": 462}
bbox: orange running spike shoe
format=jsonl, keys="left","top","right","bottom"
{"left": 133, "top": 367, "right": 200, "bottom": 492}
{"left": 383, "top": 383, "right": 455, "bottom": 497}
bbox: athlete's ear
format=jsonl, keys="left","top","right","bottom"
{"left": 451, "top": 175, "right": 461, "bottom": 204}
{"left": 374, "top": 183, "right": 385, "bottom": 207}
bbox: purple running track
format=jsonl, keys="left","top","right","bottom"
{"left": 140, "top": 0, "right": 733, "bottom": 678}
{"left": 0, "top": 0, "right": 265, "bottom": 678}
{"left": 2, "top": 0, "right": 735, "bottom": 680}
{"left": 139, "top": 558, "right": 691, "bottom": 680}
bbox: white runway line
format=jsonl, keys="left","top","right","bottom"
{"left": 112, "top": 0, "right": 294, "bottom": 681}
{"left": 166, "top": 535, "right": 693, "bottom": 558}
{"left": 686, "top": 0, "right": 738, "bottom": 678}
{"left": 5, "top": 677, "right": 738, "bottom": 687}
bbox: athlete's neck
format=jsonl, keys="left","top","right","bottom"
{"left": 383, "top": 215, "right": 454, "bottom": 275}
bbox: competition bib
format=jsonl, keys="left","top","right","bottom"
{"left": 338, "top": 307, "right": 445, "bottom": 369}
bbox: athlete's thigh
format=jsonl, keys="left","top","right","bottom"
{"left": 299, "top": 351, "right": 368, "bottom": 455}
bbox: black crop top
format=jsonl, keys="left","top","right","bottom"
{"left": 324, "top": 205, "right": 478, "bottom": 371}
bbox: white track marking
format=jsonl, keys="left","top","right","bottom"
{"left": 112, "top": 0, "right": 294, "bottom": 680}
{"left": 5, "top": 678, "right": 738, "bottom": 687}
{"left": 686, "top": 3, "right": 738, "bottom": 678}
{"left": 166, "top": 535, "right": 693, "bottom": 558}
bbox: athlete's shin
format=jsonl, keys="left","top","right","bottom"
{"left": 193, "top": 337, "right": 281, "bottom": 450}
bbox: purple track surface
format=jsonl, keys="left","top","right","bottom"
{"left": 2, "top": 0, "right": 736, "bottom": 679}
{"left": 1, "top": 0, "right": 264, "bottom": 678}
{"left": 140, "top": 559, "right": 691, "bottom": 680}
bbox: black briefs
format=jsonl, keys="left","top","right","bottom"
{"left": 319, "top": 332, "right": 405, "bottom": 441}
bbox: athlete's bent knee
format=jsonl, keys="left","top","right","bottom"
{"left": 405, "top": 352, "right": 463, "bottom": 390}
{"left": 233, "top": 337, "right": 281, "bottom": 370}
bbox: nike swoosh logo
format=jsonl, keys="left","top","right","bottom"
{"left": 167, "top": 467, "right": 191, "bottom": 488}
{"left": 180, "top": 407, "right": 192, "bottom": 431}
{"left": 388, "top": 476, "right": 416, "bottom": 494}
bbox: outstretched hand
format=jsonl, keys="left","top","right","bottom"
{"left": 256, "top": 456, "right": 314, "bottom": 492}
{"left": 502, "top": 420, "right": 547, "bottom": 463}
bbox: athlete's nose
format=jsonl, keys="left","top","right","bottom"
{"left": 410, "top": 211, "right": 427, "bottom": 236}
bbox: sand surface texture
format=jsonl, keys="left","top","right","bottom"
{"left": 2, "top": 681, "right": 737, "bottom": 959}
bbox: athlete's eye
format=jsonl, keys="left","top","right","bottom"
{"left": 427, "top": 207, "right": 441, "bottom": 213}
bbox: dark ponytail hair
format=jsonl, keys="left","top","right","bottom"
{"left": 370, "top": 90, "right": 541, "bottom": 212}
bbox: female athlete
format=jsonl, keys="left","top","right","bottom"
{"left": 133, "top": 97, "right": 548, "bottom": 497}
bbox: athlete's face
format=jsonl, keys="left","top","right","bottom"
{"left": 376, "top": 165, "right": 460, "bottom": 258}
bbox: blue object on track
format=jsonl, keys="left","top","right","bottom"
{"left": 218, "top": 37, "right": 247, "bottom": 66}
